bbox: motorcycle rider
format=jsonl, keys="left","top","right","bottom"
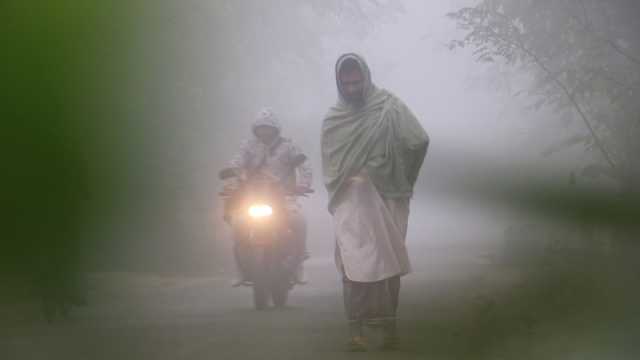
{"left": 224, "top": 107, "right": 312, "bottom": 287}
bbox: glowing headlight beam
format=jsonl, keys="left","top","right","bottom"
{"left": 248, "top": 204, "right": 273, "bottom": 218}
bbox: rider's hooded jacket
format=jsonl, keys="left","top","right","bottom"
{"left": 229, "top": 108, "right": 312, "bottom": 190}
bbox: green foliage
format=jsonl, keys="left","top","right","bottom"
{"left": 1, "top": 1, "right": 139, "bottom": 301}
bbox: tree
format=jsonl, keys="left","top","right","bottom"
{"left": 447, "top": 0, "right": 640, "bottom": 192}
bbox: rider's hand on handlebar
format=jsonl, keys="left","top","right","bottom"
{"left": 294, "top": 185, "right": 313, "bottom": 195}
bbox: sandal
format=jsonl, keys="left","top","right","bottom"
{"left": 346, "top": 336, "right": 368, "bottom": 352}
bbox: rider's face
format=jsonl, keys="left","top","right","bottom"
{"left": 339, "top": 68, "right": 365, "bottom": 104}
{"left": 254, "top": 125, "right": 278, "bottom": 144}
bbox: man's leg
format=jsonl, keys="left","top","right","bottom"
{"left": 381, "top": 276, "right": 401, "bottom": 350}
{"left": 343, "top": 275, "right": 369, "bottom": 351}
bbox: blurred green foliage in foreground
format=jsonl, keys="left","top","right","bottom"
{"left": 1, "top": 1, "right": 135, "bottom": 310}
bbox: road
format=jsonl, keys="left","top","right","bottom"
{"left": 2, "top": 245, "right": 633, "bottom": 359}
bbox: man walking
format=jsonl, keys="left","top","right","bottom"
{"left": 321, "top": 53, "right": 429, "bottom": 351}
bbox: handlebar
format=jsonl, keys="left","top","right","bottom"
{"left": 218, "top": 167, "right": 314, "bottom": 197}
{"left": 286, "top": 188, "right": 314, "bottom": 197}
{"left": 219, "top": 187, "right": 314, "bottom": 198}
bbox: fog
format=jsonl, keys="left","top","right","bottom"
{"left": 4, "top": 1, "right": 639, "bottom": 358}
{"left": 106, "top": 0, "right": 614, "bottom": 272}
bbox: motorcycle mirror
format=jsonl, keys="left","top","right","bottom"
{"left": 219, "top": 168, "right": 238, "bottom": 180}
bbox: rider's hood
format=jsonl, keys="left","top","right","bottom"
{"left": 252, "top": 107, "right": 281, "bottom": 137}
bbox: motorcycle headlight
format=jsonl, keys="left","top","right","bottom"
{"left": 248, "top": 204, "right": 273, "bottom": 218}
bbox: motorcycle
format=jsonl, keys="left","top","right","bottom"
{"left": 219, "top": 155, "right": 312, "bottom": 310}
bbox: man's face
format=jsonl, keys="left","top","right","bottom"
{"left": 339, "top": 68, "right": 365, "bottom": 104}
{"left": 254, "top": 125, "right": 278, "bottom": 144}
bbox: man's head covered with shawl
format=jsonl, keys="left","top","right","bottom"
{"left": 335, "top": 53, "right": 379, "bottom": 107}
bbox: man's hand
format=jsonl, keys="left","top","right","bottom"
{"left": 348, "top": 169, "right": 368, "bottom": 185}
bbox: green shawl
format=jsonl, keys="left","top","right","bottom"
{"left": 322, "top": 53, "right": 429, "bottom": 213}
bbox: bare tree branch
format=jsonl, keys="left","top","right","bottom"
{"left": 577, "top": 0, "right": 640, "bottom": 67}
{"left": 482, "top": 10, "right": 618, "bottom": 169}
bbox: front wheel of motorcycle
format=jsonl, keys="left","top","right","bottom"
{"left": 271, "top": 280, "right": 289, "bottom": 309}
{"left": 253, "top": 283, "right": 269, "bottom": 310}
{"left": 251, "top": 246, "right": 270, "bottom": 310}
